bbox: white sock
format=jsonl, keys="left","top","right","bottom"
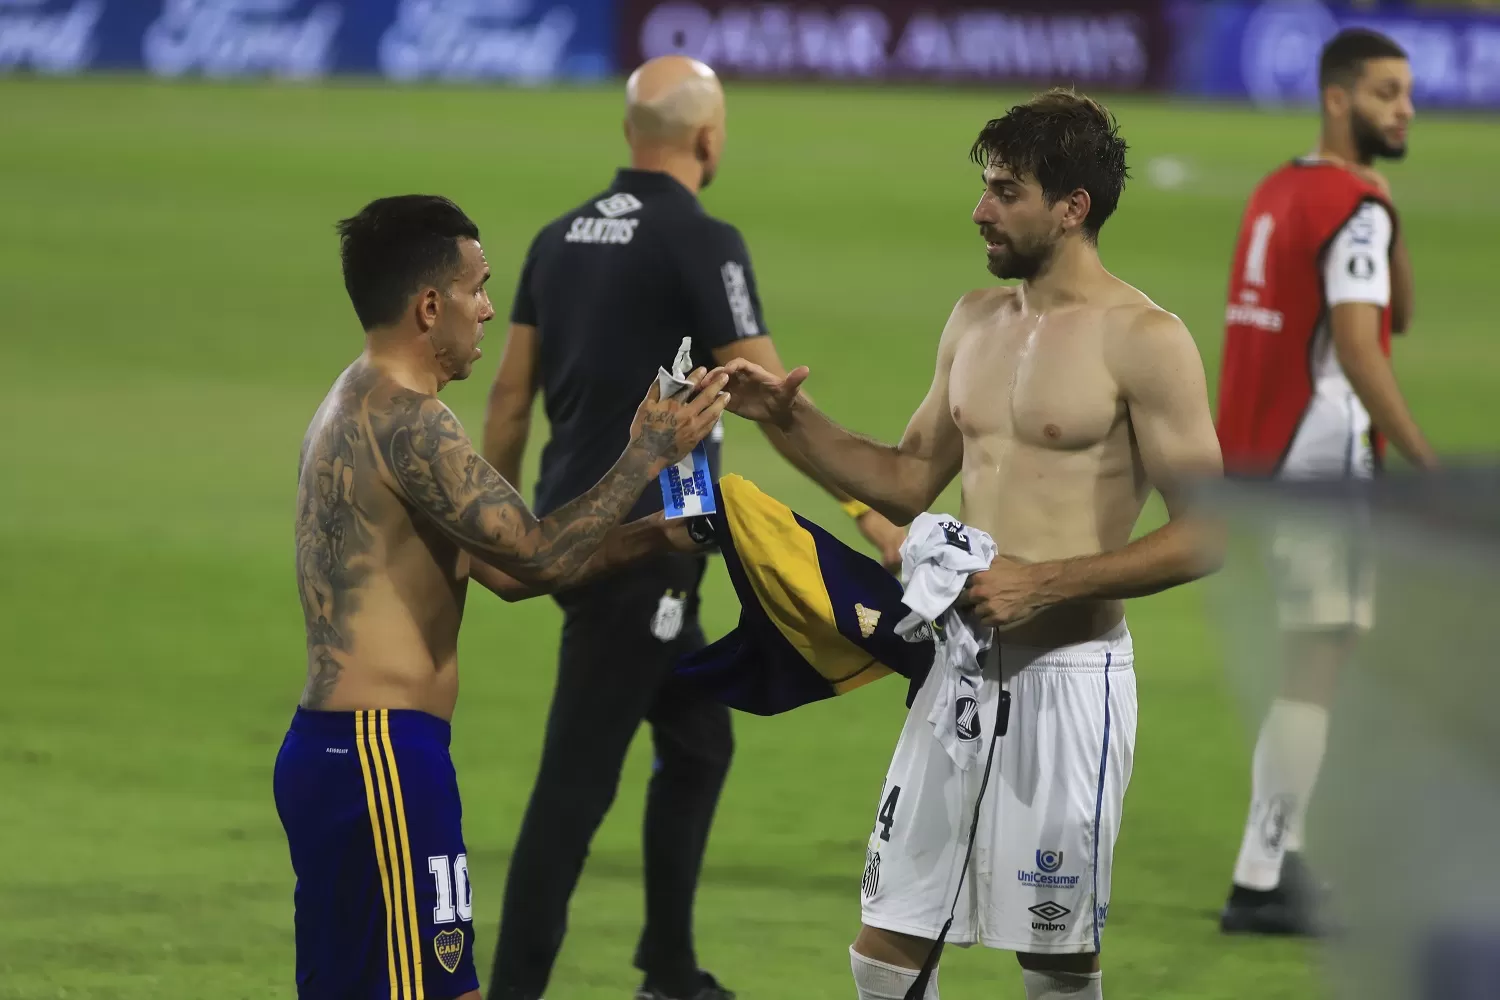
{"left": 1232, "top": 698, "right": 1330, "bottom": 889}
{"left": 850, "top": 946, "right": 937, "bottom": 1000}
{"left": 1284, "top": 721, "right": 1327, "bottom": 855}
{"left": 1022, "top": 968, "right": 1103, "bottom": 999}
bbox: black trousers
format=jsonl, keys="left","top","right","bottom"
{"left": 487, "top": 553, "right": 734, "bottom": 1000}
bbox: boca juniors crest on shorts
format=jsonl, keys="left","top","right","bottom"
{"left": 274, "top": 708, "right": 481, "bottom": 1000}
{"left": 433, "top": 927, "right": 465, "bottom": 974}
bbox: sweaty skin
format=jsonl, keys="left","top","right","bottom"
{"left": 937, "top": 277, "right": 1219, "bottom": 647}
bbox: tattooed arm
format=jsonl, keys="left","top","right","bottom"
{"left": 368, "top": 373, "right": 728, "bottom": 589}
{"left": 469, "top": 513, "right": 708, "bottom": 601}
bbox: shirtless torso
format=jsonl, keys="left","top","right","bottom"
{"left": 294, "top": 361, "right": 472, "bottom": 719}
{"left": 720, "top": 266, "right": 1220, "bottom": 649}
{"left": 942, "top": 273, "right": 1216, "bottom": 646}
{"left": 293, "top": 356, "right": 727, "bottom": 720}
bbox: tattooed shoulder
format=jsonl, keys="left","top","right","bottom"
{"left": 362, "top": 381, "right": 534, "bottom": 554}
{"left": 366, "top": 385, "right": 465, "bottom": 458}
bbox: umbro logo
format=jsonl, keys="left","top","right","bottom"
{"left": 1028, "top": 900, "right": 1070, "bottom": 932}
{"left": 855, "top": 603, "right": 881, "bottom": 638}
{"left": 1028, "top": 901, "right": 1071, "bottom": 922}
{"left": 594, "top": 192, "right": 643, "bottom": 218}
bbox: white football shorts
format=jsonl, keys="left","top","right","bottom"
{"left": 859, "top": 621, "right": 1138, "bottom": 955}
{"left": 1268, "top": 514, "right": 1376, "bottom": 632}
{"left": 1273, "top": 375, "right": 1377, "bottom": 632}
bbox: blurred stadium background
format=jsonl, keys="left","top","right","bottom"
{"left": 4, "top": 1, "right": 1500, "bottom": 998}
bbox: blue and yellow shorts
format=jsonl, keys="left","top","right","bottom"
{"left": 274, "top": 708, "right": 478, "bottom": 999}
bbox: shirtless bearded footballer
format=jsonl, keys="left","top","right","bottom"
{"left": 711, "top": 91, "right": 1224, "bottom": 1000}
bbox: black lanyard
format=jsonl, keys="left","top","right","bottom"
{"left": 904, "top": 655, "right": 1013, "bottom": 999}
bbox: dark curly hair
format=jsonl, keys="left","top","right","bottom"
{"left": 970, "top": 89, "right": 1130, "bottom": 243}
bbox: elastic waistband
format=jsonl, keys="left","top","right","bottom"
{"left": 991, "top": 621, "right": 1134, "bottom": 674}
{"left": 288, "top": 707, "right": 451, "bottom": 747}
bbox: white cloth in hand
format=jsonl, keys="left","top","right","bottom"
{"left": 656, "top": 336, "right": 696, "bottom": 399}
{"left": 894, "top": 513, "right": 999, "bottom": 770}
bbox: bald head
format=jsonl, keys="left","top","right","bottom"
{"left": 625, "top": 55, "right": 724, "bottom": 147}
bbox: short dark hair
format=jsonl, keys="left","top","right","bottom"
{"left": 1319, "top": 28, "right": 1407, "bottom": 90}
{"left": 969, "top": 88, "right": 1130, "bottom": 242}
{"left": 336, "top": 195, "right": 480, "bottom": 331}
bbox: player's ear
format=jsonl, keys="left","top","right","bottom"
{"left": 1063, "top": 188, "right": 1092, "bottom": 234}
{"left": 1322, "top": 84, "right": 1349, "bottom": 118}
{"left": 415, "top": 287, "right": 440, "bottom": 332}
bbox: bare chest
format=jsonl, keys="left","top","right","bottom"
{"left": 947, "top": 311, "right": 1121, "bottom": 451}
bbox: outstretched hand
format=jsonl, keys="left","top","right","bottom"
{"left": 702, "top": 358, "right": 809, "bottom": 429}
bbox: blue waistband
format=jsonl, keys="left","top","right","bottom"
{"left": 288, "top": 707, "right": 451, "bottom": 747}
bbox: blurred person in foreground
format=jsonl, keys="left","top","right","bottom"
{"left": 480, "top": 55, "right": 904, "bottom": 1000}
{"left": 1214, "top": 28, "right": 1437, "bottom": 936}
{"left": 711, "top": 90, "right": 1224, "bottom": 1000}
{"left": 273, "top": 194, "right": 728, "bottom": 1000}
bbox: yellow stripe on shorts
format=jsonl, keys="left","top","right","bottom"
{"left": 376, "top": 709, "right": 426, "bottom": 999}
{"left": 367, "top": 710, "right": 418, "bottom": 1000}
{"left": 355, "top": 710, "right": 403, "bottom": 1000}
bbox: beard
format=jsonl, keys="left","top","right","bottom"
{"left": 1353, "top": 108, "right": 1406, "bottom": 163}
{"left": 985, "top": 232, "right": 1053, "bottom": 281}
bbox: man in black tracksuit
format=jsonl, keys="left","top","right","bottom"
{"left": 481, "top": 55, "right": 904, "bottom": 1000}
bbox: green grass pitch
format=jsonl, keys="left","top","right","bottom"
{"left": 2, "top": 77, "right": 1498, "bottom": 1000}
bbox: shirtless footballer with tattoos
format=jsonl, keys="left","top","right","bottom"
{"left": 273, "top": 194, "right": 728, "bottom": 1000}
